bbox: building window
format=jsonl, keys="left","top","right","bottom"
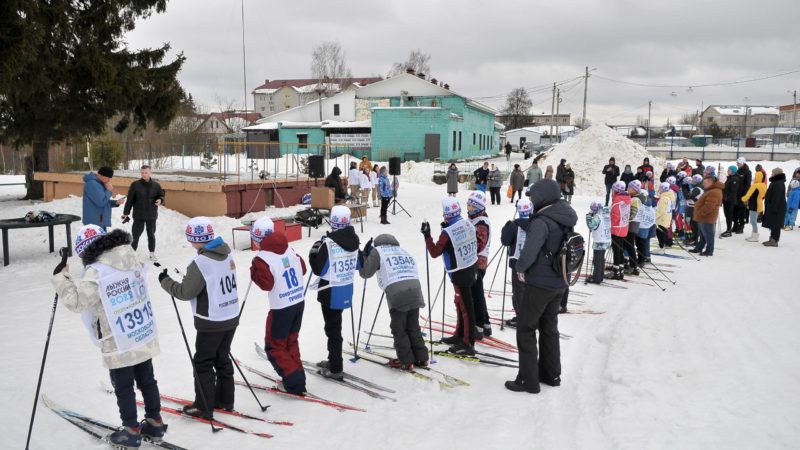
{"left": 260, "top": 107, "right": 265, "bottom": 111}
{"left": 458, "top": 131, "right": 462, "bottom": 151}
{"left": 269, "top": 106, "right": 274, "bottom": 112}
{"left": 334, "top": 104, "right": 340, "bottom": 116}
{"left": 453, "top": 131, "right": 457, "bottom": 151}
{"left": 473, "top": 133, "right": 476, "bottom": 145}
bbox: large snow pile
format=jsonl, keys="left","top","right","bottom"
{"left": 543, "top": 125, "right": 663, "bottom": 196}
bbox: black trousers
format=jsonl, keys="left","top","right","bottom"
{"left": 511, "top": 189, "right": 523, "bottom": 202}
{"left": 511, "top": 268, "right": 525, "bottom": 314}
{"left": 656, "top": 226, "right": 673, "bottom": 248}
{"left": 380, "top": 196, "right": 390, "bottom": 219}
{"left": 131, "top": 219, "right": 157, "bottom": 252}
{"left": 623, "top": 233, "right": 638, "bottom": 268}
{"left": 516, "top": 284, "right": 563, "bottom": 388}
{"left": 723, "top": 203, "right": 735, "bottom": 232}
{"left": 591, "top": 249, "right": 606, "bottom": 283}
{"left": 471, "top": 269, "right": 489, "bottom": 329}
{"left": 320, "top": 302, "right": 344, "bottom": 373}
{"left": 389, "top": 308, "right": 428, "bottom": 365}
{"left": 770, "top": 227, "right": 782, "bottom": 242}
{"left": 489, "top": 187, "right": 501, "bottom": 205}
{"left": 109, "top": 359, "right": 161, "bottom": 427}
{"left": 559, "top": 287, "right": 569, "bottom": 310}
{"left": 194, "top": 328, "right": 236, "bottom": 414}
{"left": 611, "top": 235, "right": 626, "bottom": 266}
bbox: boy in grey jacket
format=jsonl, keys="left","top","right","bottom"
{"left": 359, "top": 234, "right": 428, "bottom": 370}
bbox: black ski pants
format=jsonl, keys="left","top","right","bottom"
{"left": 194, "top": 328, "right": 236, "bottom": 414}
{"left": 389, "top": 307, "right": 428, "bottom": 365}
{"left": 320, "top": 302, "right": 344, "bottom": 373}
{"left": 471, "top": 268, "right": 489, "bottom": 329}
{"left": 517, "top": 284, "right": 563, "bottom": 389}
{"left": 591, "top": 248, "right": 606, "bottom": 283}
{"left": 131, "top": 219, "right": 157, "bottom": 252}
{"left": 109, "top": 359, "right": 161, "bottom": 427}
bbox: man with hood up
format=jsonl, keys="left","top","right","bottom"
{"left": 359, "top": 233, "right": 428, "bottom": 370}
{"left": 500, "top": 198, "right": 534, "bottom": 327}
{"left": 309, "top": 205, "right": 361, "bottom": 380}
{"left": 325, "top": 166, "right": 347, "bottom": 204}
{"left": 507, "top": 179, "right": 577, "bottom": 394}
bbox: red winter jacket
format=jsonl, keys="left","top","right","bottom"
{"left": 611, "top": 192, "right": 631, "bottom": 237}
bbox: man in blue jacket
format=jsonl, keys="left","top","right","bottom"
{"left": 83, "top": 166, "right": 124, "bottom": 229}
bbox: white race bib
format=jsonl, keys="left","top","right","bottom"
{"left": 376, "top": 246, "right": 419, "bottom": 290}
{"left": 632, "top": 198, "right": 644, "bottom": 223}
{"left": 471, "top": 216, "right": 492, "bottom": 258}
{"left": 319, "top": 239, "right": 358, "bottom": 287}
{"left": 640, "top": 205, "right": 657, "bottom": 229}
{"left": 92, "top": 263, "right": 157, "bottom": 354}
{"left": 193, "top": 254, "right": 240, "bottom": 321}
{"left": 257, "top": 249, "right": 305, "bottom": 310}
{"left": 443, "top": 219, "right": 478, "bottom": 272}
{"left": 617, "top": 203, "right": 631, "bottom": 228}
{"left": 510, "top": 226, "right": 527, "bottom": 260}
{"left": 592, "top": 210, "right": 612, "bottom": 244}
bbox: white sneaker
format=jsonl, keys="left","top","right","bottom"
{"left": 745, "top": 233, "right": 759, "bottom": 242}
{"left": 149, "top": 252, "right": 158, "bottom": 262}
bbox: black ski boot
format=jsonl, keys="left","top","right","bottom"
{"left": 447, "top": 342, "right": 476, "bottom": 356}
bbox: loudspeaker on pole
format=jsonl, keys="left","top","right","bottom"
{"left": 389, "top": 157, "right": 401, "bottom": 176}
{"left": 308, "top": 155, "right": 325, "bottom": 178}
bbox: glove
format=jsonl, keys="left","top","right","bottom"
{"left": 53, "top": 247, "right": 69, "bottom": 275}
{"left": 121, "top": 215, "right": 131, "bottom": 224}
{"left": 440, "top": 221, "right": 448, "bottom": 229}
{"left": 363, "top": 238, "right": 374, "bottom": 256}
{"left": 420, "top": 221, "right": 431, "bottom": 238}
{"left": 158, "top": 268, "right": 170, "bottom": 283}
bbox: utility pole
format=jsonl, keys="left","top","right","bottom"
{"left": 555, "top": 89, "right": 562, "bottom": 141}
{"left": 582, "top": 66, "right": 589, "bottom": 129}
{"left": 550, "top": 82, "right": 556, "bottom": 137}
{"left": 646, "top": 100, "right": 652, "bottom": 147}
{"left": 241, "top": 0, "right": 248, "bottom": 114}
{"left": 792, "top": 90, "right": 797, "bottom": 146}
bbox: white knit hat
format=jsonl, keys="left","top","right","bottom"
{"left": 74, "top": 224, "right": 106, "bottom": 257}
{"left": 330, "top": 205, "right": 351, "bottom": 230}
{"left": 467, "top": 191, "right": 487, "bottom": 211}
{"left": 516, "top": 199, "right": 533, "bottom": 218}
{"left": 250, "top": 216, "right": 274, "bottom": 243}
{"left": 442, "top": 197, "right": 462, "bottom": 219}
{"left": 185, "top": 217, "right": 215, "bottom": 243}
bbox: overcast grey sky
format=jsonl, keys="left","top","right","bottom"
{"left": 126, "top": 0, "right": 800, "bottom": 126}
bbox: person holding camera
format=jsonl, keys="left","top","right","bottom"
{"left": 122, "top": 165, "right": 165, "bottom": 262}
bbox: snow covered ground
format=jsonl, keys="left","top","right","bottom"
{"left": 2, "top": 153, "right": 800, "bottom": 449}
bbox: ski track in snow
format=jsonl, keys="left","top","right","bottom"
{"left": 2, "top": 153, "right": 800, "bottom": 449}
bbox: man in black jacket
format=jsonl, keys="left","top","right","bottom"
{"left": 601, "top": 157, "right": 620, "bottom": 206}
{"left": 721, "top": 165, "right": 742, "bottom": 237}
{"left": 762, "top": 168, "right": 787, "bottom": 247}
{"left": 122, "top": 165, "right": 165, "bottom": 261}
{"left": 473, "top": 162, "right": 489, "bottom": 193}
{"left": 324, "top": 166, "right": 347, "bottom": 204}
{"left": 735, "top": 157, "right": 752, "bottom": 232}
{"left": 505, "top": 179, "right": 577, "bottom": 394}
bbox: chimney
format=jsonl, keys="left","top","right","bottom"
{"left": 444, "top": 83, "right": 450, "bottom": 90}
{"left": 417, "top": 73, "right": 426, "bottom": 79}
{"left": 430, "top": 78, "right": 438, "bottom": 84}
{"left": 265, "top": 79, "right": 269, "bottom": 84}
{"left": 406, "top": 68, "right": 416, "bottom": 75}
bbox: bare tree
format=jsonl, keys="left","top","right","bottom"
{"left": 679, "top": 112, "right": 699, "bottom": 125}
{"left": 573, "top": 116, "right": 592, "bottom": 129}
{"left": 635, "top": 115, "right": 649, "bottom": 127}
{"left": 310, "top": 41, "right": 352, "bottom": 96}
{"left": 388, "top": 49, "right": 432, "bottom": 77}
{"left": 501, "top": 87, "right": 532, "bottom": 130}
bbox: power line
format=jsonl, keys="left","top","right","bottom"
{"left": 593, "top": 65, "right": 800, "bottom": 89}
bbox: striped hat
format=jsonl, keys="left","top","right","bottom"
{"left": 330, "top": 205, "right": 351, "bottom": 230}
{"left": 442, "top": 198, "right": 462, "bottom": 219}
{"left": 250, "top": 216, "right": 274, "bottom": 243}
{"left": 467, "top": 191, "right": 487, "bottom": 212}
{"left": 517, "top": 198, "right": 533, "bottom": 218}
{"left": 74, "top": 225, "right": 106, "bottom": 257}
{"left": 185, "top": 217, "right": 215, "bottom": 243}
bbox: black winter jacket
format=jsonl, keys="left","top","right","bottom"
{"left": 325, "top": 167, "right": 347, "bottom": 201}
{"left": 473, "top": 167, "right": 489, "bottom": 185}
{"left": 515, "top": 179, "right": 578, "bottom": 291}
{"left": 723, "top": 174, "right": 742, "bottom": 205}
{"left": 738, "top": 164, "right": 752, "bottom": 198}
{"left": 309, "top": 225, "right": 360, "bottom": 307}
{"left": 123, "top": 178, "right": 165, "bottom": 220}
{"left": 602, "top": 164, "right": 620, "bottom": 185}
{"left": 501, "top": 218, "right": 529, "bottom": 270}
{"left": 763, "top": 173, "right": 787, "bottom": 230}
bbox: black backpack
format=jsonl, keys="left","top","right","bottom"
{"left": 541, "top": 216, "right": 585, "bottom": 286}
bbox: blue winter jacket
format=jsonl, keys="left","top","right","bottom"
{"left": 378, "top": 174, "right": 392, "bottom": 198}
{"left": 82, "top": 172, "right": 119, "bottom": 227}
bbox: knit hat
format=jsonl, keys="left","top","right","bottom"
{"left": 442, "top": 197, "right": 462, "bottom": 220}
{"left": 683, "top": 177, "right": 692, "bottom": 185}
{"left": 737, "top": 157, "right": 747, "bottom": 164}
{"left": 667, "top": 162, "right": 675, "bottom": 170}
{"left": 589, "top": 199, "right": 603, "bottom": 213}
{"left": 659, "top": 182, "right": 671, "bottom": 193}
{"left": 74, "top": 224, "right": 106, "bottom": 257}
{"left": 185, "top": 217, "right": 215, "bottom": 243}
{"left": 667, "top": 176, "right": 676, "bottom": 185}
{"left": 728, "top": 165, "right": 738, "bottom": 174}
{"left": 250, "top": 216, "right": 274, "bottom": 243}
{"left": 790, "top": 179, "right": 800, "bottom": 189}
{"left": 692, "top": 174, "right": 703, "bottom": 184}
{"left": 677, "top": 171, "right": 687, "bottom": 179}
{"left": 704, "top": 166, "right": 716, "bottom": 176}
{"left": 467, "top": 191, "right": 487, "bottom": 212}
{"left": 330, "top": 205, "right": 351, "bottom": 230}
{"left": 628, "top": 179, "right": 643, "bottom": 193}
{"left": 97, "top": 167, "right": 114, "bottom": 178}
{"left": 517, "top": 199, "right": 533, "bottom": 218}
{"left": 772, "top": 167, "right": 784, "bottom": 176}
{"left": 612, "top": 180, "right": 627, "bottom": 193}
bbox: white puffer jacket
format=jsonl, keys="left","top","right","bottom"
{"left": 51, "top": 245, "right": 160, "bottom": 369}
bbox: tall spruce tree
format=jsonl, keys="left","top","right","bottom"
{"left": 0, "top": 0, "right": 185, "bottom": 198}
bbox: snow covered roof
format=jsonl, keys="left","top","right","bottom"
{"left": 752, "top": 127, "right": 800, "bottom": 136}
{"left": 251, "top": 77, "right": 382, "bottom": 94}
{"left": 505, "top": 127, "right": 544, "bottom": 135}
{"left": 524, "top": 125, "right": 578, "bottom": 135}
{"left": 494, "top": 122, "right": 506, "bottom": 130}
{"left": 321, "top": 120, "right": 371, "bottom": 129}
{"left": 242, "top": 121, "right": 278, "bottom": 131}
{"left": 709, "top": 106, "right": 779, "bottom": 116}
{"left": 371, "top": 106, "right": 442, "bottom": 110}
{"left": 253, "top": 88, "right": 279, "bottom": 95}
{"left": 278, "top": 121, "right": 323, "bottom": 129}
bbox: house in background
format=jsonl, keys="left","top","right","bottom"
{"left": 251, "top": 77, "right": 383, "bottom": 116}
{"left": 700, "top": 105, "right": 779, "bottom": 136}
{"left": 778, "top": 103, "right": 799, "bottom": 128}
{"left": 242, "top": 72, "right": 501, "bottom": 161}
{"left": 504, "top": 128, "right": 543, "bottom": 149}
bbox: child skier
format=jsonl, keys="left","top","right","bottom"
{"left": 309, "top": 205, "right": 360, "bottom": 380}
{"left": 784, "top": 179, "right": 800, "bottom": 230}
{"left": 422, "top": 198, "right": 478, "bottom": 355}
{"left": 500, "top": 198, "right": 533, "bottom": 327}
{"left": 249, "top": 216, "right": 308, "bottom": 395}
{"left": 624, "top": 180, "right": 643, "bottom": 275}
{"left": 685, "top": 175, "right": 705, "bottom": 245}
{"left": 655, "top": 182, "right": 676, "bottom": 252}
{"left": 52, "top": 225, "right": 164, "bottom": 448}
{"left": 358, "top": 233, "right": 429, "bottom": 369}
{"left": 159, "top": 217, "right": 240, "bottom": 418}
{"left": 467, "top": 190, "right": 492, "bottom": 338}
{"left": 585, "top": 200, "right": 611, "bottom": 284}
{"left": 609, "top": 181, "right": 631, "bottom": 280}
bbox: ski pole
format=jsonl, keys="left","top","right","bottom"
{"left": 229, "top": 352, "right": 269, "bottom": 412}
{"left": 350, "top": 277, "right": 368, "bottom": 362}
{"left": 673, "top": 238, "right": 700, "bottom": 261}
{"left": 425, "top": 244, "right": 435, "bottom": 363}
{"left": 424, "top": 275, "right": 445, "bottom": 328}
{"left": 637, "top": 265, "right": 666, "bottom": 291}
{"left": 26, "top": 247, "right": 69, "bottom": 450}
{"left": 441, "top": 269, "right": 446, "bottom": 342}
{"left": 303, "top": 275, "right": 314, "bottom": 296}
{"left": 500, "top": 249, "right": 509, "bottom": 331}
{"left": 645, "top": 259, "right": 676, "bottom": 285}
{"left": 363, "top": 292, "right": 385, "bottom": 351}
{"left": 485, "top": 246, "right": 503, "bottom": 272}
{"left": 584, "top": 231, "right": 592, "bottom": 285}
{"left": 486, "top": 246, "right": 506, "bottom": 295}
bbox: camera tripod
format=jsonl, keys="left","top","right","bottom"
{"left": 389, "top": 175, "right": 411, "bottom": 217}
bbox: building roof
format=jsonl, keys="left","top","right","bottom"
{"left": 505, "top": 127, "right": 544, "bottom": 135}
{"left": 251, "top": 77, "right": 383, "bottom": 94}
{"left": 321, "top": 120, "right": 371, "bottom": 129}
{"left": 752, "top": 127, "right": 800, "bottom": 136}
{"left": 707, "top": 105, "right": 779, "bottom": 116}
{"left": 779, "top": 104, "right": 800, "bottom": 112}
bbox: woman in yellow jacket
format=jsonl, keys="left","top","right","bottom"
{"left": 741, "top": 171, "right": 767, "bottom": 242}
{"left": 655, "top": 182, "right": 676, "bottom": 250}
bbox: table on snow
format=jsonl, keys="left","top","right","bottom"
{"left": 0, "top": 214, "right": 81, "bottom": 266}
